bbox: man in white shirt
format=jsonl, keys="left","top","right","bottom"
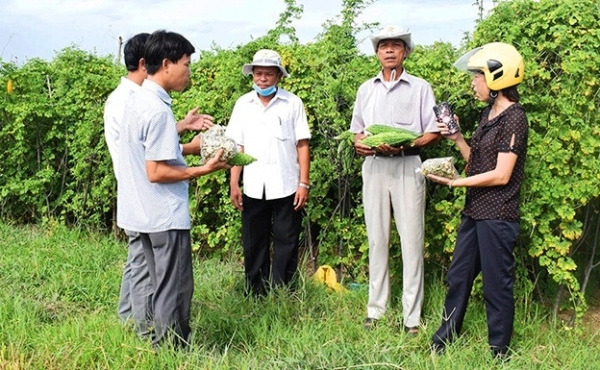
{"left": 104, "top": 33, "right": 152, "bottom": 338}
{"left": 350, "top": 25, "right": 441, "bottom": 334}
{"left": 226, "top": 49, "right": 311, "bottom": 297}
{"left": 104, "top": 33, "right": 217, "bottom": 339}
{"left": 115, "top": 30, "right": 229, "bottom": 348}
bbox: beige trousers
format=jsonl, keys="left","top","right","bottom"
{"left": 362, "top": 155, "right": 425, "bottom": 327}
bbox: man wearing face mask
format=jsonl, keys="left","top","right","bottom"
{"left": 226, "top": 49, "right": 311, "bottom": 297}
{"left": 350, "top": 26, "right": 441, "bottom": 334}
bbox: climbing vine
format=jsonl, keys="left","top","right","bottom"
{"left": 0, "top": 0, "right": 598, "bottom": 320}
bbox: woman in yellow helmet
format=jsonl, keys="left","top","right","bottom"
{"left": 427, "top": 42, "right": 528, "bottom": 360}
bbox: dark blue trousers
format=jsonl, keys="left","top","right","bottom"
{"left": 432, "top": 215, "right": 519, "bottom": 354}
{"left": 242, "top": 193, "right": 302, "bottom": 296}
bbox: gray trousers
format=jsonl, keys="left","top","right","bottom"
{"left": 140, "top": 230, "right": 193, "bottom": 348}
{"left": 362, "top": 155, "right": 425, "bottom": 328}
{"left": 117, "top": 230, "right": 153, "bottom": 337}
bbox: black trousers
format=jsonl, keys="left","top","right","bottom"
{"left": 140, "top": 229, "right": 193, "bottom": 348}
{"left": 242, "top": 193, "right": 302, "bottom": 296}
{"left": 432, "top": 215, "right": 519, "bottom": 354}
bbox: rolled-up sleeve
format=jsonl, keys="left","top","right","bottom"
{"left": 419, "top": 83, "right": 438, "bottom": 133}
{"left": 350, "top": 84, "right": 367, "bottom": 133}
{"left": 498, "top": 106, "right": 528, "bottom": 155}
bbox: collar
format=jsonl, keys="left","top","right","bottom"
{"left": 247, "top": 86, "right": 289, "bottom": 104}
{"left": 482, "top": 103, "right": 521, "bottom": 129}
{"left": 120, "top": 76, "right": 142, "bottom": 89}
{"left": 142, "top": 79, "right": 172, "bottom": 106}
{"left": 374, "top": 69, "right": 412, "bottom": 86}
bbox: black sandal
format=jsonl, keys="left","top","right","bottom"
{"left": 431, "top": 342, "right": 445, "bottom": 355}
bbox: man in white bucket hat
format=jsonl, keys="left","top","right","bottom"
{"left": 226, "top": 49, "right": 311, "bottom": 297}
{"left": 350, "top": 25, "right": 441, "bottom": 334}
{"left": 369, "top": 25, "right": 415, "bottom": 57}
{"left": 242, "top": 49, "right": 290, "bottom": 77}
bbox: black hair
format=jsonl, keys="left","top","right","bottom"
{"left": 143, "top": 30, "right": 195, "bottom": 75}
{"left": 123, "top": 33, "right": 150, "bottom": 72}
{"left": 501, "top": 85, "right": 520, "bottom": 103}
{"left": 470, "top": 69, "right": 520, "bottom": 103}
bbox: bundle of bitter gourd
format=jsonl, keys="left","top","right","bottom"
{"left": 360, "top": 124, "right": 422, "bottom": 148}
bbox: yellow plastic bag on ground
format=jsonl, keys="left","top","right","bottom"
{"left": 312, "top": 265, "right": 347, "bottom": 292}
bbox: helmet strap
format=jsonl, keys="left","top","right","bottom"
{"left": 489, "top": 90, "right": 498, "bottom": 104}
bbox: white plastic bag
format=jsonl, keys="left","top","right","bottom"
{"left": 200, "top": 125, "right": 237, "bottom": 164}
{"left": 417, "top": 157, "right": 460, "bottom": 179}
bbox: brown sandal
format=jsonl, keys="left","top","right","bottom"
{"left": 364, "top": 317, "right": 378, "bottom": 330}
{"left": 404, "top": 326, "right": 419, "bottom": 336}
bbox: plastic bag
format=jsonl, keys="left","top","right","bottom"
{"left": 417, "top": 157, "right": 460, "bottom": 179}
{"left": 200, "top": 125, "right": 238, "bottom": 164}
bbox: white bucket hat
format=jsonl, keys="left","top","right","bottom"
{"left": 370, "top": 25, "right": 414, "bottom": 56}
{"left": 242, "top": 49, "right": 290, "bottom": 77}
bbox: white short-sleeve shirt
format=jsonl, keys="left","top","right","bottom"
{"left": 116, "top": 79, "right": 190, "bottom": 233}
{"left": 103, "top": 77, "right": 141, "bottom": 177}
{"left": 226, "top": 88, "right": 311, "bottom": 200}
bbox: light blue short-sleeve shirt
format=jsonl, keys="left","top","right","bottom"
{"left": 116, "top": 80, "right": 190, "bottom": 233}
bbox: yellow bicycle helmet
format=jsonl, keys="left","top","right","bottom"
{"left": 454, "top": 42, "right": 524, "bottom": 90}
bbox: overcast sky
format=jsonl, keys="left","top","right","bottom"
{"left": 0, "top": 0, "right": 495, "bottom": 64}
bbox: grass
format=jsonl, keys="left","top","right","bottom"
{"left": 0, "top": 222, "right": 599, "bottom": 369}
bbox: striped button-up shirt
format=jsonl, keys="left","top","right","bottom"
{"left": 350, "top": 70, "right": 438, "bottom": 135}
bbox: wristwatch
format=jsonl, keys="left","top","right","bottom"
{"left": 299, "top": 182, "right": 311, "bottom": 190}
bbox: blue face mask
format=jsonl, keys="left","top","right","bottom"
{"left": 253, "top": 83, "right": 277, "bottom": 97}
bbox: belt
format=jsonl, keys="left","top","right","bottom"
{"left": 374, "top": 147, "right": 420, "bottom": 157}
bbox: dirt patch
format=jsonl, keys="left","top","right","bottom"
{"left": 582, "top": 292, "right": 600, "bottom": 332}
{"left": 559, "top": 291, "right": 600, "bottom": 333}
{"left": 584, "top": 306, "right": 600, "bottom": 331}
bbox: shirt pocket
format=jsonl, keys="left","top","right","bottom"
{"left": 274, "top": 117, "right": 293, "bottom": 141}
{"left": 391, "top": 101, "right": 415, "bottom": 126}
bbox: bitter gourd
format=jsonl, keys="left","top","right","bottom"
{"left": 360, "top": 130, "right": 421, "bottom": 148}
{"left": 366, "top": 124, "right": 422, "bottom": 137}
{"left": 228, "top": 152, "right": 257, "bottom": 166}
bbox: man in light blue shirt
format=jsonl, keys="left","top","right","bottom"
{"left": 105, "top": 32, "right": 218, "bottom": 339}
{"left": 117, "top": 30, "right": 229, "bottom": 348}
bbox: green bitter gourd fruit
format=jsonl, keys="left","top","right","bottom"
{"left": 228, "top": 152, "right": 257, "bottom": 166}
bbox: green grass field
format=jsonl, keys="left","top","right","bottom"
{"left": 0, "top": 222, "right": 598, "bottom": 369}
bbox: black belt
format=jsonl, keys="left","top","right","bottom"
{"left": 374, "top": 147, "right": 420, "bottom": 157}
